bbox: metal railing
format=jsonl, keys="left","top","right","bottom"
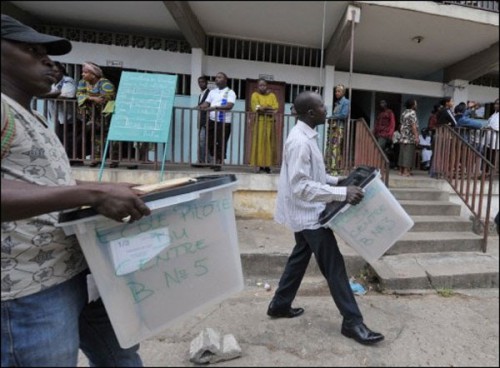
{"left": 32, "top": 98, "right": 300, "bottom": 169}
{"left": 432, "top": 125, "right": 498, "bottom": 251}
{"left": 33, "top": 97, "right": 498, "bottom": 249}
{"left": 347, "top": 118, "right": 391, "bottom": 185}
{"left": 34, "top": 98, "right": 392, "bottom": 177}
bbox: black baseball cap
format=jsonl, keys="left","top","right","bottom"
{"left": 1, "top": 14, "right": 71, "bottom": 55}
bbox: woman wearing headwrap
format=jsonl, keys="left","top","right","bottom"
{"left": 325, "top": 84, "right": 350, "bottom": 174}
{"left": 76, "top": 62, "right": 116, "bottom": 167}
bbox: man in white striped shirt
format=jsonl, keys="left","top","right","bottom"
{"left": 267, "top": 91, "right": 384, "bottom": 345}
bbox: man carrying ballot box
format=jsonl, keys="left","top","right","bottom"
{"left": 267, "top": 91, "right": 384, "bottom": 345}
{"left": 1, "top": 14, "right": 151, "bottom": 366}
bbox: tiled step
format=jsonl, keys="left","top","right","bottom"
{"left": 390, "top": 187, "right": 449, "bottom": 201}
{"left": 240, "top": 245, "right": 365, "bottom": 279}
{"left": 409, "top": 215, "right": 473, "bottom": 232}
{"left": 399, "top": 200, "right": 461, "bottom": 216}
{"left": 369, "top": 250, "right": 499, "bottom": 290}
{"left": 384, "top": 232, "right": 483, "bottom": 254}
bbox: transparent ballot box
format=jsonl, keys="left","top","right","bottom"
{"left": 58, "top": 175, "right": 243, "bottom": 348}
{"left": 319, "top": 166, "right": 414, "bottom": 263}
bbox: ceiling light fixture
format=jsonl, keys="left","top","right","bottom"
{"left": 412, "top": 36, "right": 424, "bottom": 44}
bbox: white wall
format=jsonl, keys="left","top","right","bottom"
{"left": 205, "top": 56, "right": 323, "bottom": 87}
{"left": 55, "top": 41, "right": 498, "bottom": 106}
{"left": 469, "top": 84, "right": 499, "bottom": 104}
{"left": 56, "top": 41, "right": 191, "bottom": 75}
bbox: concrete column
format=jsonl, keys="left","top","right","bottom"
{"left": 324, "top": 65, "right": 335, "bottom": 114}
{"left": 191, "top": 48, "right": 204, "bottom": 104}
{"left": 446, "top": 79, "right": 470, "bottom": 106}
{"left": 369, "top": 91, "right": 376, "bottom": 129}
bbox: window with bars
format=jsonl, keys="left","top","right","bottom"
{"left": 204, "top": 76, "right": 321, "bottom": 103}
{"left": 205, "top": 36, "right": 322, "bottom": 68}
{"left": 36, "top": 25, "right": 191, "bottom": 53}
{"left": 56, "top": 37, "right": 324, "bottom": 101}
{"left": 470, "top": 75, "right": 499, "bottom": 88}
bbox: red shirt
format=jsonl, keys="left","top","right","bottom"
{"left": 428, "top": 113, "right": 438, "bottom": 131}
{"left": 374, "top": 109, "right": 396, "bottom": 139}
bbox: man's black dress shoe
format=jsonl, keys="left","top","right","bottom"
{"left": 267, "top": 307, "right": 304, "bottom": 319}
{"left": 341, "top": 323, "right": 384, "bottom": 345}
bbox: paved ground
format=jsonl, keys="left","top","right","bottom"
{"left": 77, "top": 219, "right": 499, "bottom": 367}
{"left": 77, "top": 194, "right": 499, "bottom": 367}
{"left": 78, "top": 286, "right": 498, "bottom": 367}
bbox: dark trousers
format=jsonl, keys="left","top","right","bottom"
{"left": 270, "top": 227, "right": 363, "bottom": 327}
{"left": 207, "top": 120, "right": 231, "bottom": 164}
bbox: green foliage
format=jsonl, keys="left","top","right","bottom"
{"left": 436, "top": 288, "right": 454, "bottom": 297}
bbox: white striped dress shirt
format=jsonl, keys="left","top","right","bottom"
{"left": 275, "top": 120, "right": 347, "bottom": 232}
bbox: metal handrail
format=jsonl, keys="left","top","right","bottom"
{"left": 346, "top": 118, "right": 391, "bottom": 186}
{"left": 33, "top": 98, "right": 392, "bottom": 179}
{"left": 31, "top": 98, "right": 300, "bottom": 168}
{"left": 432, "top": 125, "right": 495, "bottom": 251}
{"left": 33, "top": 98, "right": 496, "bottom": 249}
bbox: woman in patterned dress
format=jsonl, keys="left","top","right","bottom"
{"left": 325, "top": 84, "right": 349, "bottom": 174}
{"left": 398, "top": 98, "right": 420, "bottom": 177}
{"left": 76, "top": 62, "right": 116, "bottom": 167}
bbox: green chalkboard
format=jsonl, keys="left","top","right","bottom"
{"left": 107, "top": 71, "right": 178, "bottom": 143}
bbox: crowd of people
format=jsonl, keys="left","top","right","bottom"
{"left": 370, "top": 95, "right": 498, "bottom": 178}
{"left": 1, "top": 13, "right": 498, "bottom": 367}
{"left": 25, "top": 51, "right": 500, "bottom": 177}
{"left": 1, "top": 16, "right": 386, "bottom": 368}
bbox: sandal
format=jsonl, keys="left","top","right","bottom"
{"left": 109, "top": 161, "right": 119, "bottom": 168}
{"left": 88, "top": 161, "right": 101, "bottom": 167}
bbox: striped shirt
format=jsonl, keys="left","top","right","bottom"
{"left": 275, "top": 120, "right": 347, "bottom": 232}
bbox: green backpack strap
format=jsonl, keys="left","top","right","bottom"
{"left": 1, "top": 99, "right": 16, "bottom": 159}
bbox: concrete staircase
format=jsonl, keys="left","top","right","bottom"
{"left": 72, "top": 166, "right": 498, "bottom": 292}
{"left": 368, "top": 176, "right": 499, "bottom": 291}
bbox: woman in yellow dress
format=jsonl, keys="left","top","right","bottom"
{"left": 250, "top": 79, "right": 279, "bottom": 173}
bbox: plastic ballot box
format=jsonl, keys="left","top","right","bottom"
{"left": 319, "top": 166, "right": 414, "bottom": 263}
{"left": 58, "top": 174, "right": 243, "bottom": 348}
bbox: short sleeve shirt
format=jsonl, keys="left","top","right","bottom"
{"left": 1, "top": 93, "right": 87, "bottom": 301}
{"left": 205, "top": 87, "right": 237, "bottom": 123}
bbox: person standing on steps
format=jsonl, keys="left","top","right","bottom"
{"left": 325, "top": 84, "right": 350, "bottom": 174}
{"left": 373, "top": 99, "right": 396, "bottom": 153}
{"left": 249, "top": 78, "right": 279, "bottom": 174}
{"left": 193, "top": 75, "right": 210, "bottom": 167}
{"left": 266, "top": 90, "right": 384, "bottom": 346}
{"left": 198, "top": 72, "right": 236, "bottom": 172}
{"left": 398, "top": 98, "right": 419, "bottom": 177}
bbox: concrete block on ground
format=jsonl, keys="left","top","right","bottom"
{"left": 189, "top": 328, "right": 221, "bottom": 364}
{"left": 219, "top": 334, "right": 242, "bottom": 362}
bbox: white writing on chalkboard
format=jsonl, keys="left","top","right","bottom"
{"left": 107, "top": 71, "right": 178, "bottom": 143}
{"left": 76, "top": 183, "right": 243, "bottom": 349}
{"left": 93, "top": 196, "right": 234, "bottom": 303}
